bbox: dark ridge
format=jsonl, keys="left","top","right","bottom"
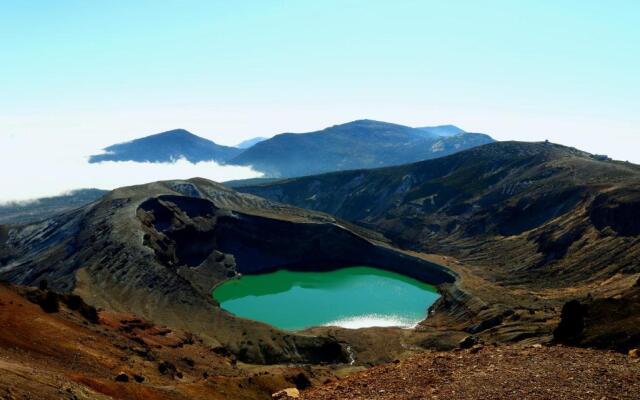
{"left": 228, "top": 119, "right": 494, "bottom": 177}
{"left": 0, "top": 189, "right": 107, "bottom": 225}
{"left": 89, "top": 129, "right": 242, "bottom": 163}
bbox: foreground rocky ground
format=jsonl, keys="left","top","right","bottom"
{"left": 1, "top": 281, "right": 638, "bottom": 399}
{"left": 0, "top": 283, "right": 333, "bottom": 400}
{"left": 304, "top": 344, "right": 640, "bottom": 400}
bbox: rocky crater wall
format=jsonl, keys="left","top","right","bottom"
{"left": 214, "top": 212, "right": 455, "bottom": 284}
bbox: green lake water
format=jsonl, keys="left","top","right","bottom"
{"left": 213, "top": 266, "right": 440, "bottom": 330}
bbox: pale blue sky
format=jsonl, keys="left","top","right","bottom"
{"left": 1, "top": 1, "right": 639, "bottom": 162}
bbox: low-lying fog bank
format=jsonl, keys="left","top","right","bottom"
{"left": 1, "top": 136, "right": 262, "bottom": 203}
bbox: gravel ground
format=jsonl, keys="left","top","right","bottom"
{"left": 304, "top": 344, "right": 640, "bottom": 400}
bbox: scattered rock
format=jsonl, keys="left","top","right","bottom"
{"left": 180, "top": 356, "right": 195, "bottom": 368}
{"left": 133, "top": 374, "right": 145, "bottom": 383}
{"left": 291, "top": 372, "right": 311, "bottom": 390}
{"left": 629, "top": 349, "right": 639, "bottom": 359}
{"left": 469, "top": 344, "right": 483, "bottom": 354}
{"left": 211, "top": 346, "right": 233, "bottom": 357}
{"left": 61, "top": 294, "right": 100, "bottom": 323}
{"left": 459, "top": 335, "right": 479, "bottom": 349}
{"left": 115, "top": 372, "right": 129, "bottom": 382}
{"left": 272, "top": 388, "right": 300, "bottom": 399}
{"left": 26, "top": 289, "right": 60, "bottom": 313}
{"left": 131, "top": 346, "right": 154, "bottom": 360}
{"left": 158, "top": 361, "right": 178, "bottom": 377}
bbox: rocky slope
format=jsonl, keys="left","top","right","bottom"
{"left": 0, "top": 178, "right": 453, "bottom": 365}
{"left": 240, "top": 141, "right": 640, "bottom": 350}
{"left": 228, "top": 120, "right": 494, "bottom": 177}
{"left": 0, "top": 282, "right": 337, "bottom": 400}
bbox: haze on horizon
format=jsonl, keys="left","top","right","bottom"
{"left": 1, "top": 1, "right": 639, "bottom": 202}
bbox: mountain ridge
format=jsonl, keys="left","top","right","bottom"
{"left": 86, "top": 121, "right": 494, "bottom": 178}
{"left": 417, "top": 124, "right": 467, "bottom": 137}
{"left": 0, "top": 188, "right": 108, "bottom": 225}
{"left": 235, "top": 136, "right": 269, "bottom": 148}
{"left": 228, "top": 119, "right": 494, "bottom": 177}
{"left": 89, "top": 128, "right": 242, "bottom": 163}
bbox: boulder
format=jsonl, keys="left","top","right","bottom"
{"left": 158, "top": 361, "right": 178, "bottom": 377}
{"left": 290, "top": 372, "right": 311, "bottom": 390}
{"left": 469, "top": 344, "right": 484, "bottom": 354}
{"left": 553, "top": 300, "right": 585, "bottom": 344}
{"left": 115, "top": 372, "right": 129, "bottom": 382}
{"left": 272, "top": 388, "right": 300, "bottom": 399}
{"left": 459, "top": 335, "right": 479, "bottom": 349}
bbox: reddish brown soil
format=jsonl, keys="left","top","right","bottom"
{"left": 2, "top": 282, "right": 639, "bottom": 400}
{"left": 0, "top": 284, "right": 322, "bottom": 400}
{"left": 303, "top": 345, "right": 640, "bottom": 400}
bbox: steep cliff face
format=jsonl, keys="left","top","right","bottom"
{"left": 0, "top": 178, "right": 453, "bottom": 364}
{"left": 589, "top": 187, "right": 640, "bottom": 236}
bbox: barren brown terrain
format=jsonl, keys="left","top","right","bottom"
{"left": 0, "top": 283, "right": 332, "bottom": 400}
{"left": 304, "top": 345, "right": 640, "bottom": 400}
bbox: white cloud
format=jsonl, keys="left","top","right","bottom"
{"left": 0, "top": 134, "right": 262, "bottom": 203}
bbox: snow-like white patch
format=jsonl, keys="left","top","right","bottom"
{"left": 0, "top": 135, "right": 262, "bottom": 203}
{"left": 431, "top": 140, "right": 445, "bottom": 152}
{"left": 323, "top": 314, "right": 419, "bottom": 329}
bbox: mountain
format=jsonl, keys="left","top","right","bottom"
{"left": 0, "top": 178, "right": 452, "bottom": 365}
{"left": 240, "top": 141, "right": 640, "bottom": 351}
{"left": 0, "top": 189, "right": 107, "bottom": 224}
{"left": 417, "top": 124, "right": 467, "bottom": 137}
{"left": 235, "top": 136, "right": 268, "bottom": 149}
{"left": 3, "top": 144, "right": 640, "bottom": 398}
{"left": 88, "top": 129, "right": 242, "bottom": 163}
{"left": 228, "top": 119, "right": 494, "bottom": 177}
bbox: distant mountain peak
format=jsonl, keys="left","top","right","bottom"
{"left": 228, "top": 119, "right": 494, "bottom": 177}
{"left": 89, "top": 129, "right": 242, "bottom": 164}
{"left": 154, "top": 128, "right": 196, "bottom": 137}
{"left": 334, "top": 119, "right": 410, "bottom": 129}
